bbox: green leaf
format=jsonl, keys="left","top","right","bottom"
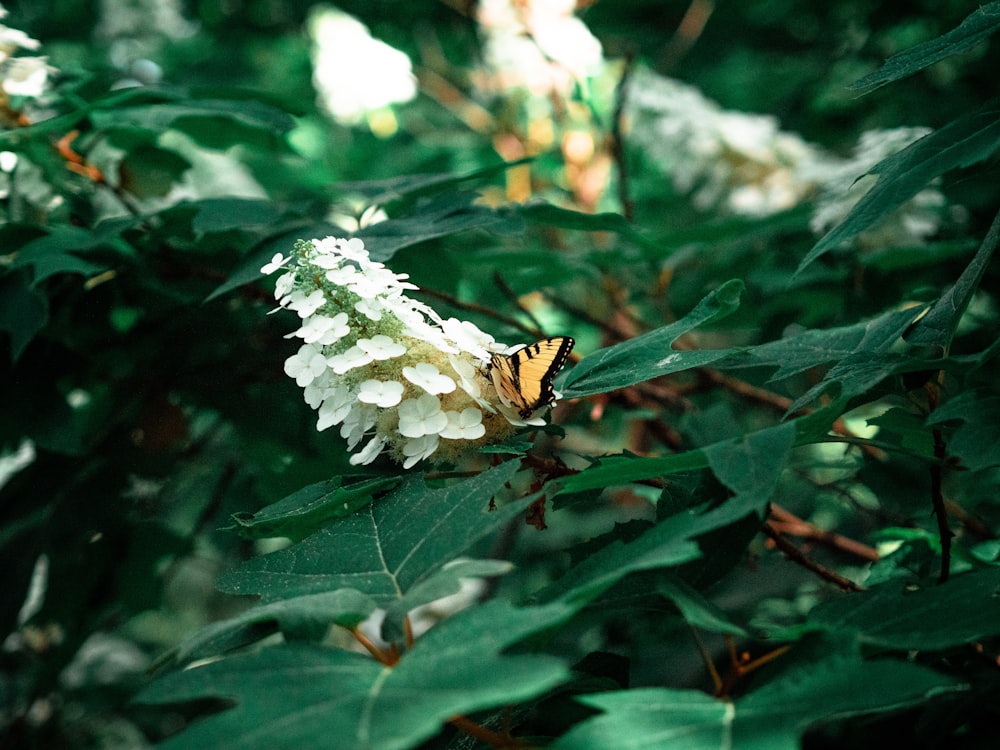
{"left": 556, "top": 404, "right": 838, "bottom": 495}
{"left": 0, "top": 270, "right": 48, "bottom": 362}
{"left": 703, "top": 420, "right": 796, "bottom": 518}
{"left": 851, "top": 2, "right": 1000, "bottom": 95}
{"left": 88, "top": 96, "right": 296, "bottom": 135}
{"left": 337, "top": 159, "right": 531, "bottom": 205}
{"left": 926, "top": 391, "right": 1000, "bottom": 472}
{"left": 139, "top": 599, "right": 575, "bottom": 750}
{"left": 560, "top": 280, "right": 744, "bottom": 398}
{"left": 190, "top": 198, "right": 286, "bottom": 234}
{"left": 542, "top": 495, "right": 776, "bottom": 605}
{"left": 216, "top": 462, "right": 523, "bottom": 606}
{"left": 159, "top": 589, "right": 378, "bottom": 669}
{"left": 800, "top": 101, "right": 1000, "bottom": 271}
{"left": 785, "top": 307, "right": 929, "bottom": 413}
{"left": 381, "top": 558, "right": 512, "bottom": 642}
{"left": 807, "top": 567, "right": 1000, "bottom": 650}
{"left": 554, "top": 688, "right": 729, "bottom": 749}
{"left": 518, "top": 203, "right": 633, "bottom": 234}
{"left": 555, "top": 639, "right": 962, "bottom": 750}
{"left": 8, "top": 226, "right": 109, "bottom": 283}
{"left": 228, "top": 475, "right": 402, "bottom": 541}
{"left": 866, "top": 407, "right": 935, "bottom": 459}
{"left": 205, "top": 222, "right": 343, "bottom": 302}
{"left": 658, "top": 577, "right": 750, "bottom": 637}
{"left": 905, "top": 211, "right": 1000, "bottom": 353}
{"left": 718, "top": 307, "right": 921, "bottom": 382}
{"left": 354, "top": 193, "right": 520, "bottom": 261}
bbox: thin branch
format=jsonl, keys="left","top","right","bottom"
{"left": 761, "top": 522, "right": 864, "bottom": 592}
{"left": 925, "top": 377, "right": 953, "bottom": 583}
{"left": 768, "top": 503, "right": 879, "bottom": 562}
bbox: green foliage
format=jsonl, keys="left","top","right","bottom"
{"left": 3, "top": 2, "right": 1000, "bottom": 749}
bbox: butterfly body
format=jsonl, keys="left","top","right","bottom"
{"left": 489, "top": 336, "right": 575, "bottom": 418}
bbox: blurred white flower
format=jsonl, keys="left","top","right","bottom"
{"left": 261, "top": 236, "right": 561, "bottom": 467}
{"left": 309, "top": 6, "right": 417, "bottom": 130}
{"left": 1, "top": 6, "right": 55, "bottom": 105}
{"left": 626, "top": 67, "right": 949, "bottom": 246}
{"left": 476, "top": 0, "right": 604, "bottom": 96}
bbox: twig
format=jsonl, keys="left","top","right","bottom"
{"left": 925, "top": 377, "right": 953, "bottom": 583}
{"left": 611, "top": 52, "right": 635, "bottom": 222}
{"left": 761, "top": 522, "right": 864, "bottom": 592}
{"left": 768, "top": 504, "right": 879, "bottom": 562}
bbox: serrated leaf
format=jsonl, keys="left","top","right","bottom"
{"left": 560, "top": 280, "right": 744, "bottom": 398}
{"left": 217, "top": 462, "right": 523, "bottom": 605}
{"left": 228, "top": 475, "right": 402, "bottom": 541}
{"left": 139, "top": 599, "right": 575, "bottom": 750}
{"left": 159, "top": 589, "right": 377, "bottom": 669}
{"left": 556, "top": 404, "right": 837, "bottom": 495}
{"left": 927, "top": 390, "right": 1000, "bottom": 472}
{"left": 801, "top": 102, "right": 1000, "bottom": 271}
{"left": 851, "top": 2, "right": 1000, "bottom": 95}
{"left": 785, "top": 307, "right": 929, "bottom": 413}
{"left": 718, "top": 307, "right": 919, "bottom": 382}
{"left": 807, "top": 566, "right": 1000, "bottom": 650}
{"left": 541, "top": 496, "right": 775, "bottom": 605}
{"left": 905, "top": 211, "right": 1000, "bottom": 353}
{"left": 555, "top": 639, "right": 962, "bottom": 750}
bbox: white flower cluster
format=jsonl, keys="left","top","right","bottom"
{"left": 625, "top": 68, "right": 950, "bottom": 247}
{"left": 625, "top": 68, "right": 825, "bottom": 217}
{"left": 262, "top": 237, "right": 530, "bottom": 468}
{"left": 476, "top": 0, "right": 604, "bottom": 96}
{"left": 0, "top": 5, "right": 52, "bottom": 103}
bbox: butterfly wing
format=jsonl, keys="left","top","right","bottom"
{"left": 490, "top": 336, "right": 575, "bottom": 418}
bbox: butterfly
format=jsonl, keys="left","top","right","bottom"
{"left": 489, "top": 336, "right": 575, "bottom": 418}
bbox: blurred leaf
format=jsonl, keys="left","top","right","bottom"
{"left": 518, "top": 203, "right": 633, "bottom": 233}
{"left": 228, "top": 475, "right": 402, "bottom": 541}
{"left": 926, "top": 390, "right": 1000, "bottom": 472}
{"left": 216, "top": 462, "right": 523, "bottom": 605}
{"left": 89, "top": 96, "right": 296, "bottom": 136}
{"left": 0, "top": 270, "right": 48, "bottom": 362}
{"left": 807, "top": 567, "right": 1000, "bottom": 649}
{"left": 851, "top": 2, "right": 1000, "bottom": 95}
{"left": 8, "top": 226, "right": 111, "bottom": 283}
{"left": 337, "top": 158, "right": 531, "bottom": 205}
{"left": 190, "top": 198, "right": 287, "bottom": 234}
{"left": 555, "top": 640, "right": 962, "bottom": 750}
{"left": 354, "top": 193, "right": 521, "bottom": 261}
{"left": 140, "top": 599, "right": 575, "bottom": 750}
{"left": 560, "top": 280, "right": 744, "bottom": 398}
{"left": 801, "top": 101, "right": 1000, "bottom": 271}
